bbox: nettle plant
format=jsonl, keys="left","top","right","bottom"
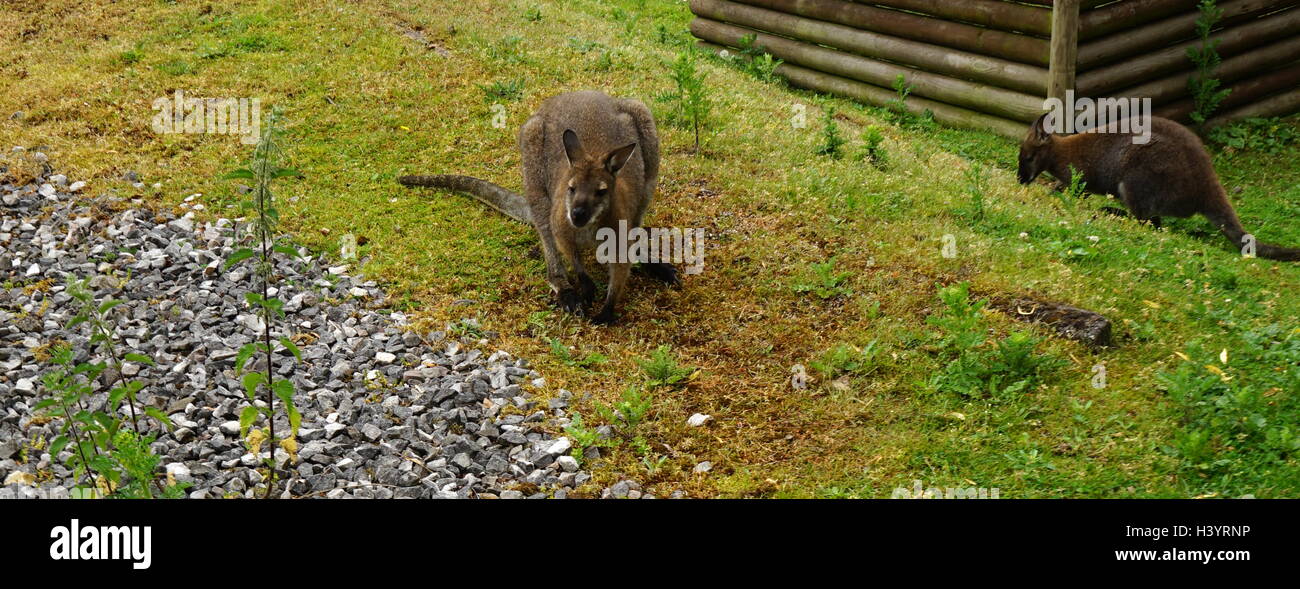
{"left": 36, "top": 278, "right": 184, "bottom": 498}
{"left": 223, "top": 110, "right": 304, "bottom": 498}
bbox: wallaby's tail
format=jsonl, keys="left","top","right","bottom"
{"left": 1204, "top": 202, "right": 1300, "bottom": 261}
{"left": 397, "top": 174, "right": 533, "bottom": 225}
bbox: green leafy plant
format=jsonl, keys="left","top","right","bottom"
{"left": 809, "top": 342, "right": 880, "bottom": 380}
{"left": 480, "top": 78, "right": 525, "bottom": 103}
{"left": 815, "top": 106, "right": 846, "bottom": 159}
{"left": 963, "top": 162, "right": 987, "bottom": 221}
{"left": 1062, "top": 165, "right": 1088, "bottom": 200}
{"left": 1187, "top": 0, "right": 1231, "bottom": 126}
{"left": 34, "top": 278, "right": 178, "bottom": 498}
{"left": 855, "top": 125, "right": 887, "bottom": 167}
{"left": 549, "top": 337, "right": 608, "bottom": 369}
{"left": 924, "top": 283, "right": 1059, "bottom": 399}
{"left": 564, "top": 413, "right": 604, "bottom": 464}
{"left": 223, "top": 109, "right": 304, "bottom": 498}
{"left": 736, "top": 34, "right": 783, "bottom": 83}
{"left": 523, "top": 6, "right": 542, "bottom": 22}
{"left": 638, "top": 344, "right": 696, "bottom": 388}
{"left": 927, "top": 282, "right": 987, "bottom": 352}
{"left": 596, "top": 387, "right": 653, "bottom": 430}
{"left": 1208, "top": 117, "right": 1299, "bottom": 155}
{"left": 792, "top": 259, "right": 852, "bottom": 300}
{"left": 667, "top": 47, "right": 711, "bottom": 153}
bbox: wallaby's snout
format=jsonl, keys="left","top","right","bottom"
{"left": 1018, "top": 113, "right": 1053, "bottom": 185}
{"left": 561, "top": 128, "right": 637, "bottom": 229}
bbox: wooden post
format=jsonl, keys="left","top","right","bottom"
{"left": 1049, "top": 0, "right": 1081, "bottom": 104}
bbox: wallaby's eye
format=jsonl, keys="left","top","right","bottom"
{"left": 568, "top": 186, "right": 576, "bottom": 195}
{"left": 595, "top": 188, "right": 607, "bottom": 198}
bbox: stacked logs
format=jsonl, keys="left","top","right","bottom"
{"left": 688, "top": 0, "right": 1300, "bottom": 138}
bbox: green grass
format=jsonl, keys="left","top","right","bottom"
{"left": 2, "top": 0, "right": 1297, "bottom": 498}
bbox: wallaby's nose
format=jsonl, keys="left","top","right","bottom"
{"left": 570, "top": 206, "right": 591, "bottom": 227}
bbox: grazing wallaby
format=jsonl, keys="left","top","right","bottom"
{"left": 1018, "top": 113, "right": 1300, "bottom": 261}
{"left": 398, "top": 90, "right": 680, "bottom": 324}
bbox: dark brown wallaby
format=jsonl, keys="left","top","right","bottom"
{"left": 398, "top": 90, "right": 678, "bottom": 324}
{"left": 1018, "top": 114, "right": 1300, "bottom": 261}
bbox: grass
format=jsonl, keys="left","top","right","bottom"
{"left": 2, "top": 0, "right": 1297, "bottom": 498}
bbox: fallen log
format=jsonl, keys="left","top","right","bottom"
{"left": 989, "top": 296, "right": 1114, "bottom": 348}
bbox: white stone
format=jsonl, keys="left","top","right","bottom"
{"left": 68, "top": 181, "right": 86, "bottom": 192}
{"left": 24, "top": 263, "right": 39, "bottom": 277}
{"left": 545, "top": 437, "right": 572, "bottom": 456}
{"left": 375, "top": 351, "right": 396, "bottom": 364}
{"left": 687, "top": 413, "right": 712, "bottom": 427}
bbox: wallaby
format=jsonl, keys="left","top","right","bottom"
{"left": 398, "top": 90, "right": 680, "bottom": 324}
{"left": 1018, "top": 113, "right": 1300, "bottom": 261}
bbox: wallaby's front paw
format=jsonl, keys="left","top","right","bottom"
{"left": 638, "top": 262, "right": 681, "bottom": 287}
{"left": 591, "top": 308, "right": 618, "bottom": 325}
{"left": 557, "top": 289, "right": 585, "bottom": 315}
{"left": 577, "top": 274, "right": 597, "bottom": 305}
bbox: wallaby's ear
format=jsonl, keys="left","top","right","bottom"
{"left": 605, "top": 142, "right": 638, "bottom": 175}
{"left": 1030, "top": 113, "right": 1052, "bottom": 143}
{"left": 562, "top": 129, "right": 585, "bottom": 165}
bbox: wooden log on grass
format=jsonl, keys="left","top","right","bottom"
{"left": 1113, "top": 35, "right": 1300, "bottom": 107}
{"left": 1078, "top": 0, "right": 1299, "bottom": 69}
{"left": 1076, "top": 7, "right": 1300, "bottom": 96}
{"left": 689, "top": 18, "right": 1046, "bottom": 122}
{"left": 722, "top": 0, "right": 1051, "bottom": 66}
{"left": 988, "top": 296, "right": 1114, "bottom": 348}
{"left": 691, "top": 0, "right": 1049, "bottom": 94}
{"left": 696, "top": 41, "right": 1028, "bottom": 138}
{"left": 1155, "top": 61, "right": 1300, "bottom": 120}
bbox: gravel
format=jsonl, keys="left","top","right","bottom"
{"left": 0, "top": 157, "right": 664, "bottom": 499}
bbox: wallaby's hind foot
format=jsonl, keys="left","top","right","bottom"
{"left": 592, "top": 308, "right": 618, "bottom": 325}
{"left": 635, "top": 262, "right": 681, "bottom": 286}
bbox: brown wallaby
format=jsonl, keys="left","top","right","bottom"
{"left": 1018, "top": 114, "right": 1300, "bottom": 261}
{"left": 398, "top": 90, "right": 679, "bottom": 324}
